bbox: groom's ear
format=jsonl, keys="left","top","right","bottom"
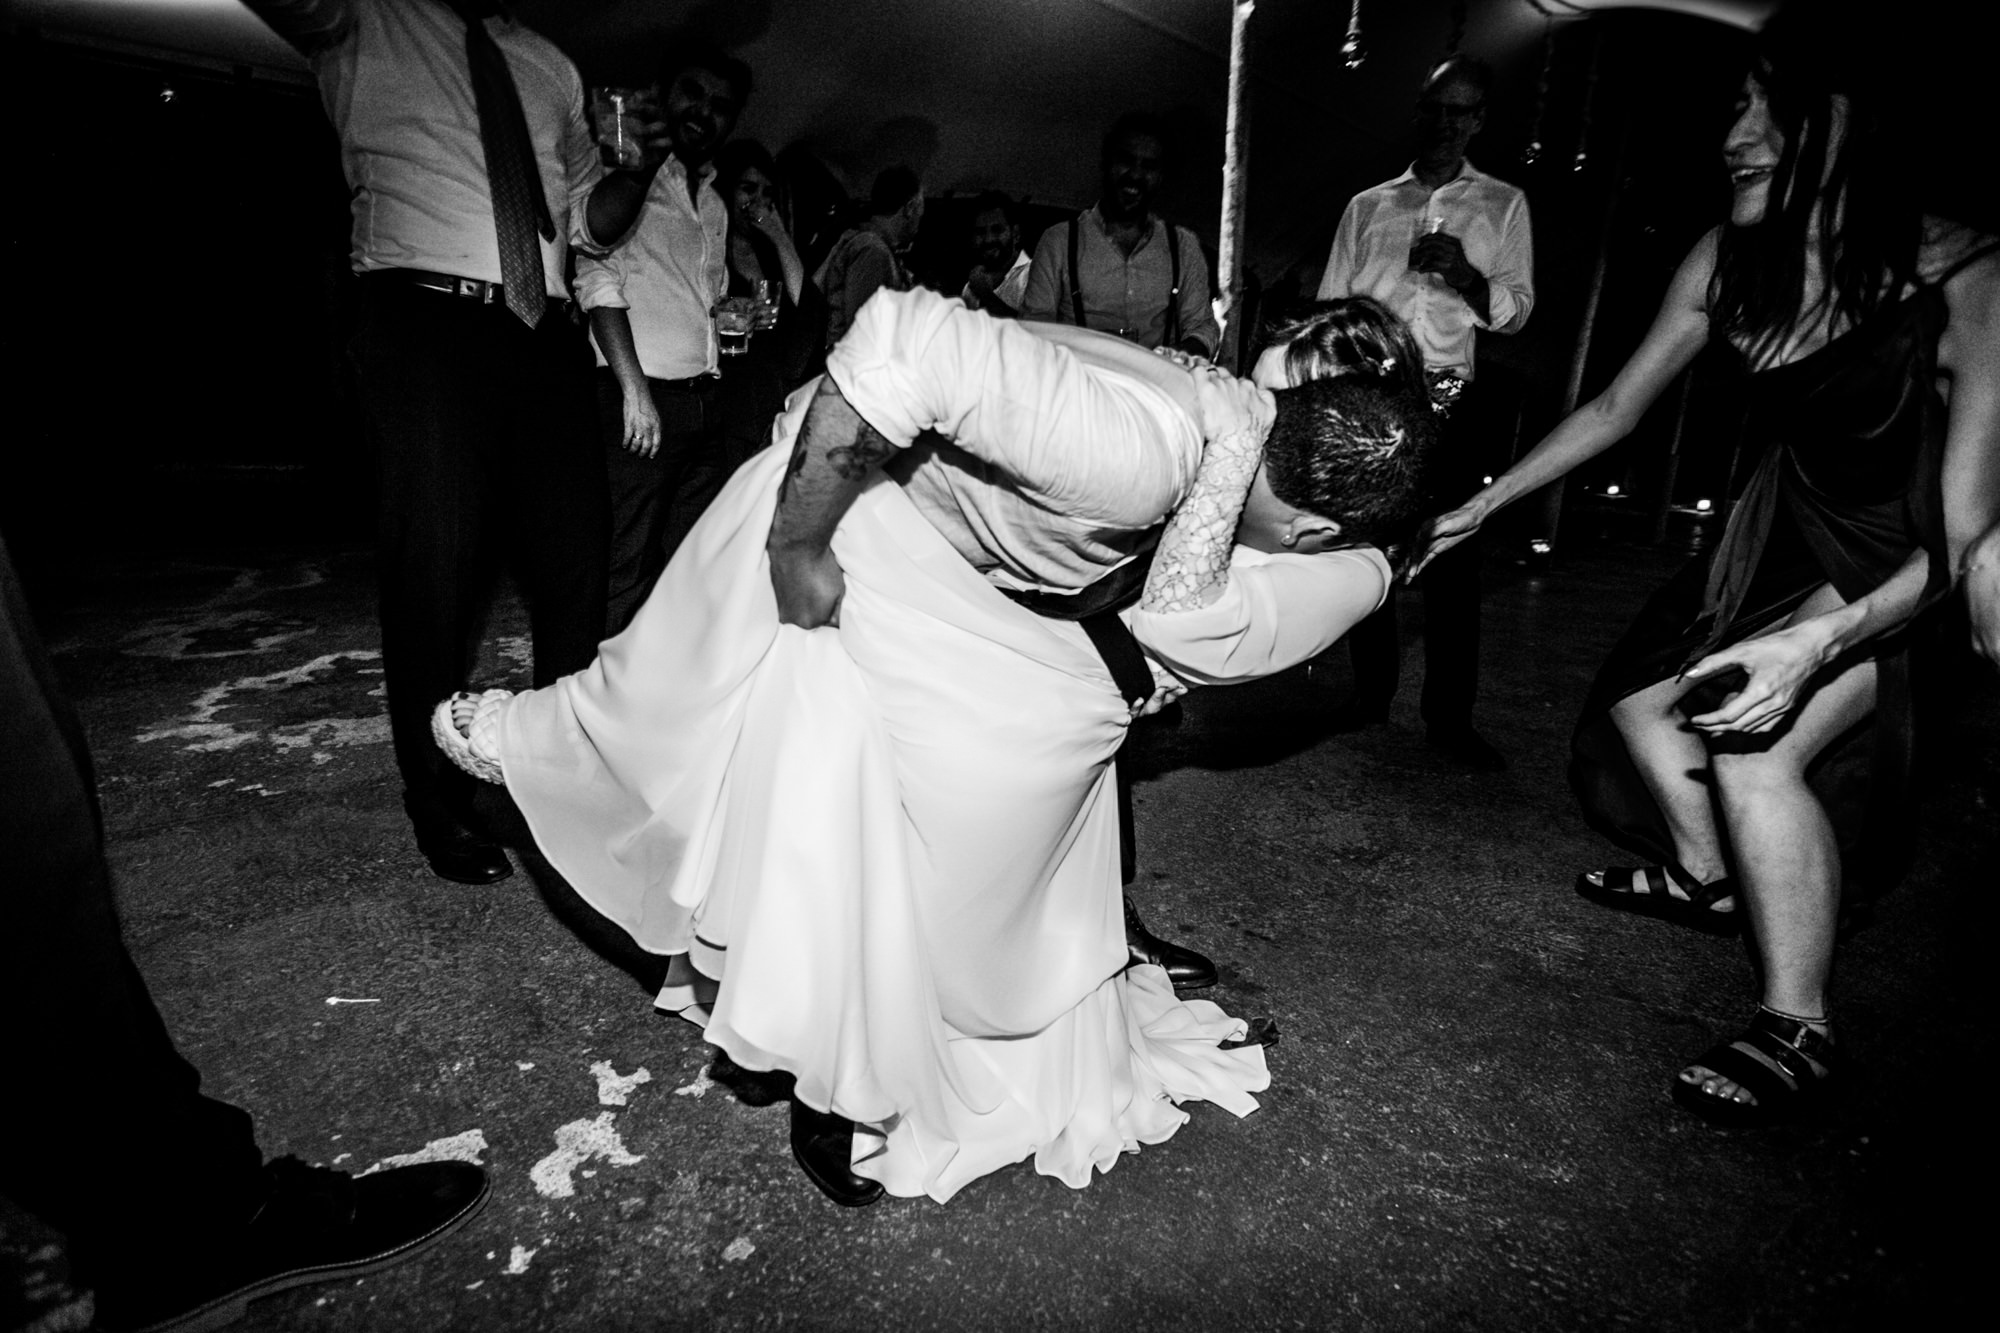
{"left": 1288, "top": 515, "right": 1345, "bottom": 554}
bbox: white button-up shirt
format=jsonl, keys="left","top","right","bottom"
{"left": 574, "top": 158, "right": 729, "bottom": 380}
{"left": 246, "top": 0, "right": 605, "bottom": 299}
{"left": 1317, "top": 160, "right": 1534, "bottom": 378}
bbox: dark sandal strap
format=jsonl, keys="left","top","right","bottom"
{"left": 1688, "top": 1012, "right": 1835, "bottom": 1106}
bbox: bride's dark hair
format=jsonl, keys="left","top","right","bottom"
{"left": 1707, "top": 15, "right": 1921, "bottom": 363}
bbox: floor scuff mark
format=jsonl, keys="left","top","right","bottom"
{"left": 529, "top": 1113, "right": 643, "bottom": 1199}
{"left": 358, "top": 1128, "right": 488, "bottom": 1177}
{"left": 590, "top": 1060, "right": 652, "bottom": 1106}
{"left": 505, "top": 1245, "right": 539, "bottom": 1275}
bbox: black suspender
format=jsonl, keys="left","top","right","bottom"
{"left": 1068, "top": 216, "right": 1183, "bottom": 349}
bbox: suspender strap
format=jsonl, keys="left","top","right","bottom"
{"left": 1067, "top": 220, "right": 1088, "bottom": 328}
{"left": 1164, "top": 222, "right": 1182, "bottom": 350}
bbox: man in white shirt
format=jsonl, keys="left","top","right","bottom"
{"left": 244, "top": 0, "right": 683, "bottom": 884}
{"left": 961, "top": 192, "right": 1033, "bottom": 317}
{"left": 1317, "top": 55, "right": 1534, "bottom": 771}
{"left": 575, "top": 47, "right": 748, "bottom": 633}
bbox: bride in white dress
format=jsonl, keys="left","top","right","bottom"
{"left": 437, "top": 289, "right": 1430, "bottom": 1204}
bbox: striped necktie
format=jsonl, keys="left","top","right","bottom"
{"left": 451, "top": 3, "right": 556, "bottom": 327}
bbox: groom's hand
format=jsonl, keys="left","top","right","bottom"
{"left": 770, "top": 544, "right": 847, "bottom": 629}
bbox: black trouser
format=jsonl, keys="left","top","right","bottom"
{"left": 351, "top": 278, "right": 609, "bottom": 837}
{"left": 597, "top": 369, "right": 723, "bottom": 635}
{"left": 1343, "top": 382, "right": 1488, "bottom": 731}
{"left": 0, "top": 537, "right": 266, "bottom": 1317}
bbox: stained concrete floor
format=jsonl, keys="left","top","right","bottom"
{"left": 33, "top": 536, "right": 1999, "bottom": 1331}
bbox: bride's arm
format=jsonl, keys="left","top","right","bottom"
{"left": 1138, "top": 374, "right": 1274, "bottom": 614}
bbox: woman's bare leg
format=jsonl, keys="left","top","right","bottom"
{"left": 1602, "top": 676, "right": 1732, "bottom": 894}
{"left": 1682, "top": 585, "right": 1873, "bottom": 1105}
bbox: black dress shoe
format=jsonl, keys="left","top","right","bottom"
{"left": 1125, "top": 895, "right": 1218, "bottom": 992}
{"left": 109, "top": 1157, "right": 490, "bottom": 1333}
{"left": 789, "top": 1100, "right": 883, "bottom": 1208}
{"left": 1425, "top": 724, "right": 1508, "bottom": 773}
{"left": 415, "top": 823, "right": 513, "bottom": 885}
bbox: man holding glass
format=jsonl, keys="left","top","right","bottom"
{"left": 577, "top": 47, "right": 752, "bottom": 634}
{"left": 1316, "top": 54, "right": 1534, "bottom": 771}
{"left": 243, "top": 0, "right": 682, "bottom": 885}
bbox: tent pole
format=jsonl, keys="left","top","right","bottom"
{"left": 1215, "top": 0, "right": 1255, "bottom": 371}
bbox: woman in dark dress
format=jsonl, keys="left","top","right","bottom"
{"left": 709, "top": 142, "right": 829, "bottom": 490}
{"left": 1411, "top": 28, "right": 2000, "bottom": 1125}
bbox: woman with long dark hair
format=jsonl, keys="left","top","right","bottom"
{"left": 1410, "top": 24, "right": 1999, "bottom": 1125}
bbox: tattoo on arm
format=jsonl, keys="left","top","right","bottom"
{"left": 828, "top": 430, "right": 894, "bottom": 480}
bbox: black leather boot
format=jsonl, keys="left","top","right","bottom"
{"left": 1124, "top": 895, "right": 1217, "bottom": 991}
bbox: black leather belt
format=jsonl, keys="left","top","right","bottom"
{"left": 999, "top": 532, "right": 1162, "bottom": 711}
{"left": 369, "top": 268, "right": 568, "bottom": 307}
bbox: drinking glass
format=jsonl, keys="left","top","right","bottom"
{"left": 714, "top": 297, "right": 757, "bottom": 356}
{"left": 588, "top": 86, "right": 657, "bottom": 170}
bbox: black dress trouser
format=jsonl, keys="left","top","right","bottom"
{"left": 1343, "top": 382, "right": 1488, "bottom": 729}
{"left": 0, "top": 537, "right": 266, "bottom": 1319}
{"left": 351, "top": 279, "right": 609, "bottom": 836}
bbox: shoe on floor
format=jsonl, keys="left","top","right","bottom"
{"left": 1425, "top": 724, "right": 1507, "bottom": 772}
{"left": 109, "top": 1157, "right": 489, "bottom": 1333}
{"left": 1125, "top": 895, "right": 1218, "bottom": 992}
{"left": 790, "top": 1101, "right": 884, "bottom": 1208}
{"left": 414, "top": 821, "right": 513, "bottom": 885}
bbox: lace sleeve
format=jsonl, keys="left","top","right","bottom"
{"left": 1138, "top": 425, "right": 1263, "bottom": 614}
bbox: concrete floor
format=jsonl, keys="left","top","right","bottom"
{"left": 36, "top": 537, "right": 1998, "bottom": 1331}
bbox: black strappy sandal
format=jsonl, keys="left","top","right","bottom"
{"left": 1673, "top": 1007, "right": 1836, "bottom": 1128}
{"left": 1574, "top": 864, "right": 1741, "bottom": 936}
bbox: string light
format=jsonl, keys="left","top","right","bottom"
{"left": 1341, "top": 0, "right": 1365, "bottom": 69}
{"left": 1523, "top": 20, "right": 1555, "bottom": 167}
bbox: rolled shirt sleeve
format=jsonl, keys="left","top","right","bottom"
{"left": 562, "top": 73, "right": 609, "bottom": 259}
{"left": 572, "top": 247, "right": 627, "bottom": 312}
{"left": 826, "top": 288, "right": 1199, "bottom": 529}
{"left": 1128, "top": 545, "right": 1391, "bottom": 686}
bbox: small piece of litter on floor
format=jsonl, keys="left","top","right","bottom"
{"left": 673, "top": 1065, "right": 715, "bottom": 1098}
{"left": 517, "top": 1061, "right": 535, "bottom": 1071}
{"left": 590, "top": 1060, "right": 651, "bottom": 1106}
{"left": 332, "top": 1153, "right": 351, "bottom": 1165}
{"left": 325, "top": 997, "right": 381, "bottom": 1006}
{"left": 207, "top": 778, "right": 234, "bottom": 788}
{"left": 722, "top": 1238, "right": 756, "bottom": 1263}
{"left": 359, "top": 1128, "right": 488, "bottom": 1177}
{"left": 466, "top": 1280, "right": 484, "bottom": 1291}
{"left": 505, "top": 1245, "right": 538, "bottom": 1275}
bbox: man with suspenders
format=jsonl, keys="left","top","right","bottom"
{"left": 1022, "top": 112, "right": 1219, "bottom": 358}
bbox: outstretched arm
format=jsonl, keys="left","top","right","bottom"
{"left": 766, "top": 378, "right": 898, "bottom": 628}
{"left": 1406, "top": 229, "right": 1717, "bottom": 578}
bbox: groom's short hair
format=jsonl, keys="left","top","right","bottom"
{"left": 1265, "top": 376, "right": 1437, "bottom": 550}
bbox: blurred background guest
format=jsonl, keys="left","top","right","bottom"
{"left": 961, "top": 190, "right": 1032, "bottom": 317}
{"left": 1317, "top": 55, "right": 1535, "bottom": 773}
{"left": 577, "top": 45, "right": 751, "bottom": 634}
{"left": 701, "top": 140, "right": 828, "bottom": 507}
{"left": 1022, "top": 111, "right": 1218, "bottom": 357}
{"left": 816, "top": 165, "right": 925, "bottom": 349}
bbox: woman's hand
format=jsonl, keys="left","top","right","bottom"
{"left": 1682, "top": 620, "right": 1840, "bottom": 734}
{"left": 1404, "top": 499, "right": 1487, "bottom": 580}
{"left": 621, "top": 386, "right": 662, "bottom": 457}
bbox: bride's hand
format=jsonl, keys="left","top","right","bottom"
{"left": 769, "top": 544, "right": 846, "bottom": 629}
{"left": 1190, "top": 367, "right": 1274, "bottom": 446}
{"left": 1403, "top": 502, "right": 1485, "bottom": 581}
